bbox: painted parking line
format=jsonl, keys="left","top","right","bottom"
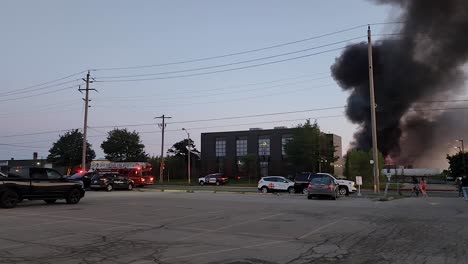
{"left": 177, "top": 213, "right": 284, "bottom": 242}
{"left": 161, "top": 218, "right": 343, "bottom": 261}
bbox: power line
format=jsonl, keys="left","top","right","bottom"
{"left": 1, "top": 71, "right": 85, "bottom": 96}
{"left": 93, "top": 78, "right": 333, "bottom": 103}
{"left": 96, "top": 37, "right": 365, "bottom": 80}
{"left": 95, "top": 46, "right": 352, "bottom": 83}
{"left": 0, "top": 79, "right": 82, "bottom": 97}
{"left": 93, "top": 25, "right": 369, "bottom": 72}
{"left": 88, "top": 106, "right": 346, "bottom": 129}
{"left": 0, "top": 84, "right": 81, "bottom": 103}
{"left": 0, "top": 143, "right": 50, "bottom": 149}
{"left": 0, "top": 128, "right": 79, "bottom": 139}
{"left": 95, "top": 72, "right": 330, "bottom": 100}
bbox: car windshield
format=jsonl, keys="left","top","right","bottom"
{"left": 311, "top": 177, "right": 332, "bottom": 184}
{"left": 91, "top": 174, "right": 104, "bottom": 181}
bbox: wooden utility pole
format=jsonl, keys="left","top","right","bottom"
{"left": 368, "top": 25, "right": 380, "bottom": 193}
{"left": 155, "top": 115, "right": 172, "bottom": 183}
{"left": 79, "top": 71, "right": 95, "bottom": 171}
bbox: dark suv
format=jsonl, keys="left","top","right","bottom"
{"left": 90, "top": 173, "right": 134, "bottom": 191}
{"left": 198, "top": 173, "right": 228, "bottom": 186}
{"left": 294, "top": 172, "right": 320, "bottom": 194}
{"left": 0, "top": 167, "right": 85, "bottom": 209}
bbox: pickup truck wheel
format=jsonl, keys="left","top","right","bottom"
{"left": 339, "top": 186, "right": 349, "bottom": 196}
{"left": 0, "top": 190, "right": 19, "bottom": 209}
{"left": 287, "top": 187, "right": 295, "bottom": 194}
{"left": 199, "top": 181, "right": 204, "bottom": 185}
{"left": 44, "top": 199, "right": 57, "bottom": 204}
{"left": 106, "top": 184, "right": 113, "bottom": 192}
{"left": 66, "top": 189, "right": 82, "bottom": 204}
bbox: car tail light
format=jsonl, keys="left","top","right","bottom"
{"left": 327, "top": 184, "right": 334, "bottom": 191}
{"left": 259, "top": 180, "right": 263, "bottom": 184}
{"left": 141, "top": 178, "right": 145, "bottom": 182}
{"left": 307, "top": 184, "right": 313, "bottom": 190}
{"left": 150, "top": 177, "right": 154, "bottom": 181}
{"left": 221, "top": 177, "right": 227, "bottom": 181}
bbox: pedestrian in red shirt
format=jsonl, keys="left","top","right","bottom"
{"left": 420, "top": 177, "right": 428, "bottom": 198}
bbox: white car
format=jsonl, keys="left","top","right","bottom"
{"left": 257, "top": 176, "right": 295, "bottom": 194}
{"left": 317, "top": 173, "right": 357, "bottom": 195}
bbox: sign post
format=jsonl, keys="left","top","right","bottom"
{"left": 356, "top": 176, "right": 363, "bottom": 196}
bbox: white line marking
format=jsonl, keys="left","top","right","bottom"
{"left": 298, "top": 219, "right": 343, "bottom": 240}
{"left": 161, "top": 217, "right": 343, "bottom": 261}
{"left": 177, "top": 213, "right": 284, "bottom": 242}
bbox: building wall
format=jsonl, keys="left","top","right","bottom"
{"left": 201, "top": 128, "right": 341, "bottom": 178}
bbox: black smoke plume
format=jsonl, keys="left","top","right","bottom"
{"left": 331, "top": 0, "right": 468, "bottom": 167}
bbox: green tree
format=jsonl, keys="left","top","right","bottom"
{"left": 167, "top": 139, "right": 200, "bottom": 160}
{"left": 284, "top": 119, "right": 337, "bottom": 173}
{"left": 447, "top": 152, "right": 468, "bottom": 178}
{"left": 101, "top": 129, "right": 148, "bottom": 162}
{"left": 344, "top": 149, "right": 384, "bottom": 184}
{"left": 47, "top": 129, "right": 96, "bottom": 168}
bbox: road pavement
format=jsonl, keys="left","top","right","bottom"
{"left": 0, "top": 191, "right": 467, "bottom": 263}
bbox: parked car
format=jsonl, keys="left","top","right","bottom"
{"left": 68, "top": 172, "right": 97, "bottom": 189}
{"left": 90, "top": 173, "right": 134, "bottom": 191}
{"left": 294, "top": 172, "right": 356, "bottom": 195}
{"left": 257, "top": 176, "right": 295, "bottom": 194}
{"left": 0, "top": 166, "right": 85, "bottom": 209}
{"left": 307, "top": 174, "right": 339, "bottom": 200}
{"left": 198, "top": 173, "right": 228, "bottom": 186}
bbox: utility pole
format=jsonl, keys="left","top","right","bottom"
{"left": 155, "top": 115, "right": 172, "bottom": 183}
{"left": 368, "top": 25, "right": 380, "bottom": 193}
{"left": 182, "top": 128, "right": 191, "bottom": 185}
{"left": 79, "top": 71, "right": 95, "bottom": 171}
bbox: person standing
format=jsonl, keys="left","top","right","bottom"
{"left": 462, "top": 175, "right": 468, "bottom": 201}
{"left": 458, "top": 177, "right": 463, "bottom": 198}
{"left": 420, "top": 177, "right": 428, "bottom": 198}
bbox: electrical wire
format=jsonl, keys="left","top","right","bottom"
{"left": 95, "top": 46, "right": 353, "bottom": 83}
{"left": 96, "top": 37, "right": 365, "bottom": 80}
{"left": 88, "top": 106, "right": 346, "bottom": 129}
{"left": 93, "top": 25, "right": 369, "bottom": 71}
{"left": 1, "top": 71, "right": 85, "bottom": 96}
{"left": 0, "top": 84, "right": 81, "bottom": 103}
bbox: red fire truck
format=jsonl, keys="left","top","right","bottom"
{"left": 90, "top": 161, "right": 155, "bottom": 187}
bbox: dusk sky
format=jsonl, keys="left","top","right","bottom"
{"left": 0, "top": 0, "right": 396, "bottom": 160}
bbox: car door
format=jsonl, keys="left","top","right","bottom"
{"left": 276, "top": 177, "right": 289, "bottom": 191}
{"left": 267, "top": 177, "right": 278, "bottom": 190}
{"left": 113, "top": 174, "right": 126, "bottom": 189}
{"left": 30, "top": 167, "right": 51, "bottom": 196}
{"left": 45, "top": 168, "right": 71, "bottom": 196}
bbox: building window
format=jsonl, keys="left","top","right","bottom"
{"left": 215, "top": 138, "right": 226, "bottom": 157}
{"left": 236, "top": 138, "right": 248, "bottom": 157}
{"left": 258, "top": 137, "right": 270, "bottom": 156}
{"left": 282, "top": 135, "right": 293, "bottom": 156}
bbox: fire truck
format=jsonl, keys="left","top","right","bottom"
{"left": 89, "top": 161, "right": 155, "bottom": 187}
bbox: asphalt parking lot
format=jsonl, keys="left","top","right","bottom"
{"left": 1, "top": 191, "right": 467, "bottom": 264}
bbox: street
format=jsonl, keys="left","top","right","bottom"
{"left": 1, "top": 191, "right": 467, "bottom": 264}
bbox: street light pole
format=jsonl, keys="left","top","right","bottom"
{"left": 182, "top": 128, "right": 191, "bottom": 185}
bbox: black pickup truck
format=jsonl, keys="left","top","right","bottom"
{"left": 0, "top": 167, "right": 85, "bottom": 209}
